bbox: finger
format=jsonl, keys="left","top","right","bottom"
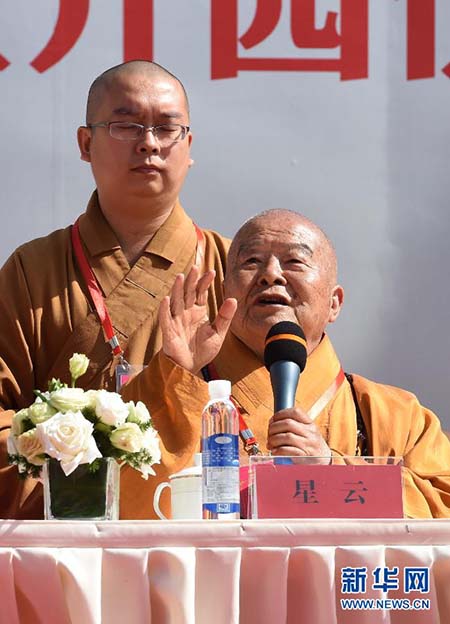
{"left": 170, "top": 274, "right": 186, "bottom": 316}
{"left": 159, "top": 296, "right": 175, "bottom": 344}
{"left": 159, "top": 295, "right": 171, "bottom": 322}
{"left": 271, "top": 407, "right": 313, "bottom": 425}
{"left": 267, "top": 431, "right": 307, "bottom": 449}
{"left": 268, "top": 430, "right": 328, "bottom": 455}
{"left": 211, "top": 298, "right": 237, "bottom": 337}
{"left": 196, "top": 270, "right": 216, "bottom": 307}
{"left": 268, "top": 419, "right": 316, "bottom": 437}
{"left": 184, "top": 265, "right": 200, "bottom": 308}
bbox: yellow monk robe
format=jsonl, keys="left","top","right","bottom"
{"left": 0, "top": 192, "right": 229, "bottom": 519}
{"left": 122, "top": 333, "right": 450, "bottom": 519}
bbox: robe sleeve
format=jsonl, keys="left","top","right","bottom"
{"left": 353, "top": 374, "right": 450, "bottom": 519}
{"left": 121, "top": 350, "right": 210, "bottom": 483}
{"left": 401, "top": 404, "right": 450, "bottom": 518}
{"left": 0, "top": 252, "right": 43, "bottom": 519}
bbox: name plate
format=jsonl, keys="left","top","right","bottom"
{"left": 250, "top": 460, "right": 404, "bottom": 519}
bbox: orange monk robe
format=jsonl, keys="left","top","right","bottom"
{"left": 122, "top": 333, "right": 450, "bottom": 519}
{"left": 0, "top": 192, "right": 229, "bottom": 519}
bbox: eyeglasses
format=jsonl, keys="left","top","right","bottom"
{"left": 87, "top": 122, "right": 190, "bottom": 146}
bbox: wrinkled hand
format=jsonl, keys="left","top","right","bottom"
{"left": 267, "top": 407, "right": 331, "bottom": 464}
{"left": 159, "top": 266, "right": 237, "bottom": 373}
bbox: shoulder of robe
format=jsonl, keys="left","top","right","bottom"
{"left": 202, "top": 229, "right": 231, "bottom": 256}
{"left": 1, "top": 226, "right": 72, "bottom": 274}
{"left": 348, "top": 374, "right": 443, "bottom": 454}
{"left": 349, "top": 373, "right": 423, "bottom": 417}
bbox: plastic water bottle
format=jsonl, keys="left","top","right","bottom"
{"left": 201, "top": 379, "right": 240, "bottom": 519}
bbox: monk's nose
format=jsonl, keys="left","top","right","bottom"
{"left": 136, "top": 128, "right": 161, "bottom": 155}
{"left": 257, "top": 256, "right": 286, "bottom": 286}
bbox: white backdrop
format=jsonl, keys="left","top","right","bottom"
{"left": 1, "top": 1, "right": 449, "bottom": 428}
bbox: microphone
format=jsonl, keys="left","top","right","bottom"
{"left": 264, "top": 321, "right": 307, "bottom": 412}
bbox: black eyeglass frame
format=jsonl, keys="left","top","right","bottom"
{"left": 86, "top": 121, "right": 190, "bottom": 142}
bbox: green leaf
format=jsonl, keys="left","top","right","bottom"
{"left": 33, "top": 389, "right": 50, "bottom": 404}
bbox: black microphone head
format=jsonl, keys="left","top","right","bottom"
{"left": 263, "top": 321, "right": 307, "bottom": 372}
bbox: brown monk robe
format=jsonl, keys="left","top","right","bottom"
{"left": 123, "top": 332, "right": 450, "bottom": 520}
{"left": 1, "top": 58, "right": 232, "bottom": 519}
{"left": 0, "top": 193, "right": 229, "bottom": 519}
{"left": 122, "top": 208, "right": 450, "bottom": 520}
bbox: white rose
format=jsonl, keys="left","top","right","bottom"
{"left": 11, "top": 408, "right": 31, "bottom": 436}
{"left": 142, "top": 427, "right": 161, "bottom": 464}
{"left": 15, "top": 429, "right": 46, "bottom": 465}
{"left": 127, "top": 400, "right": 151, "bottom": 425}
{"left": 110, "top": 422, "right": 144, "bottom": 453}
{"left": 28, "top": 399, "right": 57, "bottom": 424}
{"left": 49, "top": 388, "right": 89, "bottom": 412}
{"left": 36, "top": 411, "right": 101, "bottom": 476}
{"left": 69, "top": 353, "right": 89, "bottom": 383}
{"left": 95, "top": 390, "right": 129, "bottom": 427}
{"left": 84, "top": 389, "right": 99, "bottom": 410}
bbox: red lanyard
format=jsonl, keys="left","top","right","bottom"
{"left": 71, "top": 220, "right": 123, "bottom": 357}
{"left": 71, "top": 218, "right": 206, "bottom": 359}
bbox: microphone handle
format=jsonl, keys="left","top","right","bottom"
{"left": 269, "top": 360, "right": 301, "bottom": 412}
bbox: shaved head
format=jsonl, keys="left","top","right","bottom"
{"left": 224, "top": 208, "right": 343, "bottom": 357}
{"left": 228, "top": 209, "right": 338, "bottom": 284}
{"left": 85, "top": 60, "right": 190, "bottom": 124}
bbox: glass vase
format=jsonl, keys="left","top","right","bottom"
{"left": 43, "top": 457, "right": 120, "bottom": 520}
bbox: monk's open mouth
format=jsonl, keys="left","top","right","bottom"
{"left": 256, "top": 296, "right": 290, "bottom": 306}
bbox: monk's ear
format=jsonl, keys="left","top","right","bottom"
{"left": 187, "top": 131, "right": 194, "bottom": 167}
{"left": 222, "top": 277, "right": 229, "bottom": 297}
{"left": 328, "top": 285, "right": 344, "bottom": 324}
{"left": 77, "top": 126, "right": 92, "bottom": 163}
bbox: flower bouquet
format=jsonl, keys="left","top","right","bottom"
{"left": 7, "top": 353, "right": 161, "bottom": 519}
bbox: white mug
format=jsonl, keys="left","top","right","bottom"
{"left": 153, "top": 454, "right": 202, "bottom": 520}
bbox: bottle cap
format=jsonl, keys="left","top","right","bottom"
{"left": 207, "top": 379, "right": 231, "bottom": 400}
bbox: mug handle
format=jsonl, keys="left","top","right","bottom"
{"left": 153, "top": 482, "right": 170, "bottom": 519}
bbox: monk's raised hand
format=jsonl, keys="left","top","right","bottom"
{"left": 159, "top": 266, "right": 237, "bottom": 373}
{"left": 267, "top": 407, "right": 331, "bottom": 464}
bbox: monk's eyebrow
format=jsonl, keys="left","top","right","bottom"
{"left": 236, "top": 242, "right": 260, "bottom": 257}
{"left": 112, "top": 107, "right": 138, "bottom": 116}
{"left": 236, "top": 242, "right": 314, "bottom": 258}
{"left": 290, "top": 243, "right": 314, "bottom": 258}
{"left": 159, "top": 111, "right": 184, "bottom": 119}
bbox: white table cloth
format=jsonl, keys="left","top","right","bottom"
{"left": 0, "top": 519, "right": 449, "bottom": 624}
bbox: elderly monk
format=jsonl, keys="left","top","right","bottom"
{"left": 123, "top": 209, "right": 450, "bottom": 519}
{"left": 0, "top": 60, "right": 228, "bottom": 518}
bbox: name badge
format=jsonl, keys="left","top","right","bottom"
{"left": 115, "top": 359, "right": 146, "bottom": 392}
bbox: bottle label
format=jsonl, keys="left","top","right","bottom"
{"left": 202, "top": 433, "right": 239, "bottom": 467}
{"left": 203, "top": 500, "right": 240, "bottom": 514}
{"left": 203, "top": 465, "right": 240, "bottom": 511}
{"left": 202, "top": 433, "right": 240, "bottom": 511}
